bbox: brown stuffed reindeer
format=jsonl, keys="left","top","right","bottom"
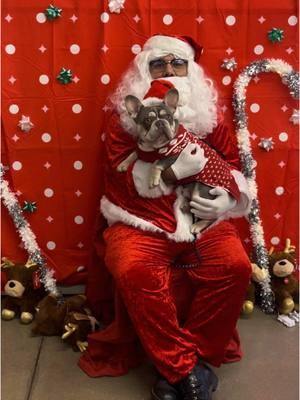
{"left": 32, "top": 293, "right": 99, "bottom": 352}
{"left": 269, "top": 239, "right": 299, "bottom": 314}
{"left": 1, "top": 257, "right": 46, "bottom": 324}
{"left": 32, "top": 293, "right": 87, "bottom": 336}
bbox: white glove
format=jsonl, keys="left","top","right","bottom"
{"left": 190, "top": 187, "right": 237, "bottom": 219}
{"left": 171, "top": 143, "right": 207, "bottom": 180}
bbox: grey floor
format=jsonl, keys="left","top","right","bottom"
{"left": 1, "top": 308, "right": 299, "bottom": 400}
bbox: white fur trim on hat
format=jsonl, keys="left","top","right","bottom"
{"left": 143, "top": 35, "right": 195, "bottom": 61}
{"left": 142, "top": 97, "right": 163, "bottom": 106}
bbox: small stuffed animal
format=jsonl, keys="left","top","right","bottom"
{"left": 269, "top": 238, "right": 299, "bottom": 314}
{"left": 1, "top": 257, "right": 46, "bottom": 324}
{"left": 32, "top": 293, "right": 99, "bottom": 351}
{"left": 242, "top": 263, "right": 268, "bottom": 316}
{"left": 32, "top": 293, "right": 87, "bottom": 336}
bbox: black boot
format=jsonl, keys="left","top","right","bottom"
{"left": 177, "top": 363, "right": 218, "bottom": 400}
{"left": 151, "top": 376, "right": 180, "bottom": 400}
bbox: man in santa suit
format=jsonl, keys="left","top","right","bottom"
{"left": 79, "top": 35, "right": 252, "bottom": 400}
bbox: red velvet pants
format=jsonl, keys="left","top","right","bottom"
{"left": 92, "top": 220, "right": 251, "bottom": 384}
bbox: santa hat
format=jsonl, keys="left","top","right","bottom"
{"left": 143, "top": 34, "right": 203, "bottom": 62}
{"left": 142, "top": 79, "right": 176, "bottom": 106}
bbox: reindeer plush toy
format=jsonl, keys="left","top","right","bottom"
{"left": 1, "top": 257, "right": 46, "bottom": 324}
{"left": 32, "top": 293, "right": 99, "bottom": 352}
{"left": 268, "top": 239, "right": 299, "bottom": 315}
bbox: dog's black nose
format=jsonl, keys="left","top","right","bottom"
{"left": 9, "top": 281, "right": 16, "bottom": 288}
{"left": 155, "top": 120, "right": 165, "bottom": 128}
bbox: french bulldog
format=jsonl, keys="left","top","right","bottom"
{"left": 117, "top": 88, "right": 216, "bottom": 233}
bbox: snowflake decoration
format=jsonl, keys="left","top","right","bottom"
{"left": 44, "top": 4, "right": 62, "bottom": 20}
{"left": 18, "top": 115, "right": 34, "bottom": 132}
{"left": 221, "top": 58, "right": 237, "bottom": 72}
{"left": 258, "top": 137, "right": 274, "bottom": 152}
{"left": 23, "top": 201, "right": 37, "bottom": 213}
{"left": 268, "top": 28, "right": 284, "bottom": 43}
{"left": 108, "top": 0, "right": 125, "bottom": 14}
{"left": 57, "top": 68, "right": 73, "bottom": 84}
{"left": 289, "top": 109, "right": 299, "bottom": 125}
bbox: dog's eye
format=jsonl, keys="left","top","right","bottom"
{"left": 145, "top": 117, "right": 154, "bottom": 123}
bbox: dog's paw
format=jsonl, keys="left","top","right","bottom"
{"left": 117, "top": 163, "right": 128, "bottom": 172}
{"left": 190, "top": 221, "right": 210, "bottom": 234}
{"left": 149, "top": 180, "right": 159, "bottom": 189}
{"left": 190, "top": 224, "right": 202, "bottom": 234}
{"left": 149, "top": 176, "right": 161, "bottom": 188}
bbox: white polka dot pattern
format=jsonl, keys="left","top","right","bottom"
{"left": 74, "top": 216, "right": 84, "bottom": 224}
{"left": 41, "top": 133, "right": 52, "bottom": 143}
{"left": 39, "top": 74, "right": 49, "bottom": 85}
{"left": 73, "top": 161, "right": 83, "bottom": 170}
{"left": 250, "top": 103, "right": 260, "bottom": 113}
{"left": 288, "top": 16, "right": 297, "bottom": 26}
{"left": 2, "top": 2, "right": 297, "bottom": 281}
{"left": 70, "top": 44, "right": 80, "bottom": 54}
{"left": 278, "top": 132, "right": 288, "bottom": 142}
{"left": 5, "top": 44, "right": 16, "bottom": 54}
{"left": 100, "top": 12, "right": 110, "bottom": 23}
{"left": 44, "top": 188, "right": 54, "bottom": 197}
{"left": 131, "top": 44, "right": 141, "bottom": 54}
{"left": 101, "top": 74, "right": 110, "bottom": 85}
{"left": 275, "top": 186, "right": 285, "bottom": 196}
{"left": 254, "top": 45, "right": 264, "bottom": 55}
{"left": 163, "top": 15, "right": 173, "bottom": 25}
{"left": 222, "top": 76, "right": 231, "bottom": 85}
{"left": 12, "top": 161, "right": 22, "bottom": 170}
{"left": 36, "top": 13, "right": 46, "bottom": 23}
{"left": 9, "top": 104, "right": 19, "bottom": 114}
{"left": 225, "top": 16, "right": 236, "bottom": 26}
{"left": 271, "top": 237, "right": 280, "bottom": 245}
{"left": 47, "top": 241, "right": 56, "bottom": 250}
{"left": 72, "top": 104, "right": 82, "bottom": 113}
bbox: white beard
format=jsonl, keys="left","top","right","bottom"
{"left": 161, "top": 76, "right": 199, "bottom": 130}
{"left": 110, "top": 56, "right": 218, "bottom": 137}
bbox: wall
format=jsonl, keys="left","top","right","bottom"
{"left": 2, "top": 0, "right": 298, "bottom": 284}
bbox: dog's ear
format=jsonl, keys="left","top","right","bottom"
{"left": 125, "top": 95, "right": 143, "bottom": 118}
{"left": 164, "top": 88, "right": 179, "bottom": 113}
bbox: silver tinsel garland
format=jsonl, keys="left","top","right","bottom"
{"left": 233, "top": 58, "right": 299, "bottom": 314}
{"left": 0, "top": 164, "right": 63, "bottom": 301}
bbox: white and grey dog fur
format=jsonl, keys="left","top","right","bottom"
{"left": 117, "top": 88, "right": 215, "bottom": 233}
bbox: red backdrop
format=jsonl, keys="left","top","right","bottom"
{"left": 1, "top": 0, "right": 299, "bottom": 285}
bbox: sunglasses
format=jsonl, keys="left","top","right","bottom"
{"left": 149, "top": 58, "right": 188, "bottom": 72}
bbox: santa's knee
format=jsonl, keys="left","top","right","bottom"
{"left": 118, "top": 262, "right": 167, "bottom": 293}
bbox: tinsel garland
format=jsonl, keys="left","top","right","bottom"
{"left": 232, "top": 58, "right": 299, "bottom": 314}
{"left": 0, "top": 164, "right": 62, "bottom": 300}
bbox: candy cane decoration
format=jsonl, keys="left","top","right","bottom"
{"left": 0, "top": 164, "right": 62, "bottom": 300}
{"left": 233, "top": 58, "right": 299, "bottom": 314}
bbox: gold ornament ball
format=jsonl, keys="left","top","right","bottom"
{"left": 242, "top": 300, "right": 254, "bottom": 315}
{"left": 279, "top": 298, "right": 294, "bottom": 315}
{"left": 1, "top": 309, "right": 15, "bottom": 320}
{"left": 20, "top": 312, "right": 34, "bottom": 324}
